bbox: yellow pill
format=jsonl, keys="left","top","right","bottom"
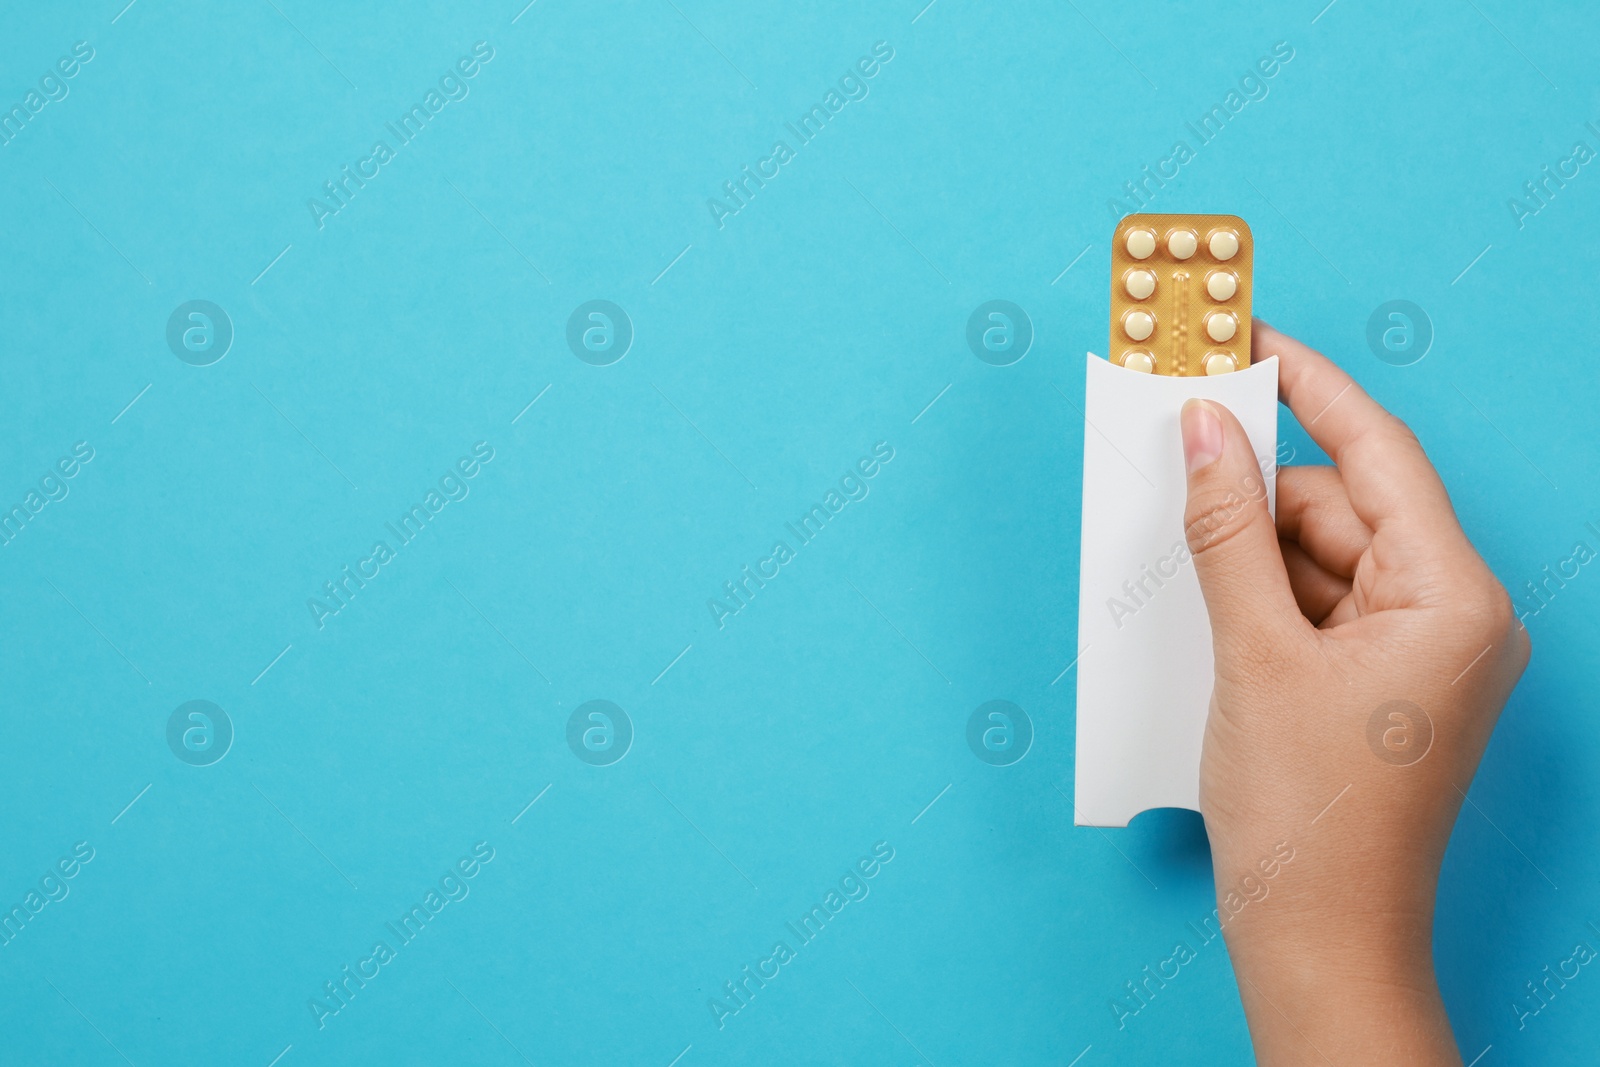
{"left": 1123, "top": 310, "right": 1155, "bottom": 341}
{"left": 1121, "top": 351, "right": 1155, "bottom": 373}
{"left": 1205, "top": 311, "right": 1237, "bottom": 342}
{"left": 1124, "top": 270, "right": 1156, "bottom": 300}
{"left": 1208, "top": 229, "right": 1240, "bottom": 260}
{"left": 1203, "top": 351, "right": 1238, "bottom": 375}
{"left": 1167, "top": 229, "right": 1197, "bottom": 259}
{"left": 1126, "top": 229, "right": 1157, "bottom": 260}
{"left": 1206, "top": 270, "right": 1237, "bottom": 301}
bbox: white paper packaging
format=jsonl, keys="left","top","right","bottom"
{"left": 1073, "top": 353, "right": 1279, "bottom": 827}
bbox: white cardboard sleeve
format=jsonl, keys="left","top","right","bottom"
{"left": 1073, "top": 353, "right": 1279, "bottom": 827}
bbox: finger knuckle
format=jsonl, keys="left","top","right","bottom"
{"left": 1217, "top": 634, "right": 1304, "bottom": 683}
{"left": 1458, "top": 580, "right": 1519, "bottom": 643}
{"left": 1510, "top": 618, "right": 1533, "bottom": 670}
{"left": 1185, "top": 486, "right": 1263, "bottom": 556}
{"left": 1384, "top": 414, "right": 1421, "bottom": 447}
{"left": 1449, "top": 580, "right": 1531, "bottom": 680}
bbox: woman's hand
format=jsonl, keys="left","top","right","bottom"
{"left": 1181, "top": 321, "right": 1530, "bottom": 1064}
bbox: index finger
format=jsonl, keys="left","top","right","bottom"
{"left": 1253, "top": 319, "right": 1457, "bottom": 532}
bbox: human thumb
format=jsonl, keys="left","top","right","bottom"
{"left": 1180, "top": 398, "right": 1301, "bottom": 658}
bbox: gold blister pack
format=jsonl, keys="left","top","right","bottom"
{"left": 1109, "top": 213, "right": 1253, "bottom": 377}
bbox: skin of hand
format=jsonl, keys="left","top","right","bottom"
{"left": 1179, "top": 321, "right": 1530, "bottom": 1065}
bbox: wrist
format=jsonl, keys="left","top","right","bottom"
{"left": 1224, "top": 917, "right": 1457, "bottom": 1064}
{"left": 1213, "top": 858, "right": 1457, "bottom": 1064}
{"left": 1209, "top": 821, "right": 1446, "bottom": 997}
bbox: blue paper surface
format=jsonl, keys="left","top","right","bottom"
{"left": 1, "top": 1, "right": 1596, "bottom": 1063}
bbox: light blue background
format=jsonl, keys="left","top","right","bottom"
{"left": 1, "top": 1, "right": 1596, "bottom": 1063}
